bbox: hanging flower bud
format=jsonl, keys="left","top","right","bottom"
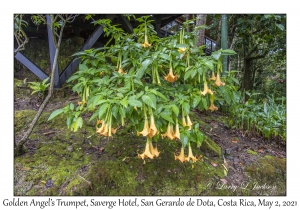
{"left": 138, "top": 139, "right": 154, "bottom": 159}
{"left": 200, "top": 81, "right": 214, "bottom": 96}
{"left": 185, "top": 143, "right": 197, "bottom": 163}
{"left": 149, "top": 140, "right": 160, "bottom": 157}
{"left": 175, "top": 147, "right": 187, "bottom": 163}
{"left": 164, "top": 67, "right": 178, "bottom": 83}
{"left": 209, "top": 71, "right": 217, "bottom": 81}
{"left": 161, "top": 123, "right": 175, "bottom": 140}
{"left": 173, "top": 121, "right": 180, "bottom": 139}
{"left": 137, "top": 118, "right": 150, "bottom": 137}
{"left": 148, "top": 114, "right": 159, "bottom": 138}
{"left": 214, "top": 72, "right": 226, "bottom": 86}
{"left": 186, "top": 114, "right": 193, "bottom": 130}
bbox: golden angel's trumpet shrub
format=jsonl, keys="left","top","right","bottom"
{"left": 138, "top": 139, "right": 154, "bottom": 159}
{"left": 164, "top": 67, "right": 178, "bottom": 83}
{"left": 149, "top": 140, "right": 160, "bottom": 157}
{"left": 178, "top": 47, "right": 187, "bottom": 54}
{"left": 174, "top": 147, "right": 187, "bottom": 163}
{"left": 149, "top": 114, "right": 159, "bottom": 138}
{"left": 161, "top": 123, "right": 175, "bottom": 140}
{"left": 137, "top": 118, "right": 150, "bottom": 137}
{"left": 214, "top": 72, "right": 226, "bottom": 86}
{"left": 186, "top": 143, "right": 197, "bottom": 163}
{"left": 200, "top": 82, "right": 214, "bottom": 96}
{"left": 174, "top": 122, "right": 180, "bottom": 139}
{"left": 209, "top": 71, "right": 217, "bottom": 81}
{"left": 186, "top": 114, "right": 193, "bottom": 130}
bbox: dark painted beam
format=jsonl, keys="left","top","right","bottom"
{"left": 46, "top": 15, "right": 60, "bottom": 88}
{"left": 58, "top": 25, "right": 104, "bottom": 85}
{"left": 118, "top": 15, "right": 133, "bottom": 33}
{"left": 154, "top": 15, "right": 162, "bottom": 37}
{"left": 58, "top": 15, "right": 116, "bottom": 86}
{"left": 14, "top": 51, "right": 48, "bottom": 80}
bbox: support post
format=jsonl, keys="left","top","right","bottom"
{"left": 221, "top": 14, "right": 228, "bottom": 75}
{"left": 154, "top": 15, "right": 162, "bottom": 37}
{"left": 46, "top": 15, "right": 60, "bottom": 88}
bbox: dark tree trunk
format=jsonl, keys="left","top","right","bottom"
{"left": 242, "top": 59, "right": 254, "bottom": 101}
{"left": 196, "top": 14, "right": 207, "bottom": 47}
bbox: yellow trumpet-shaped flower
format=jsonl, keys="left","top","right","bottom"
{"left": 185, "top": 143, "right": 197, "bottom": 163}
{"left": 137, "top": 118, "right": 150, "bottom": 137}
{"left": 186, "top": 114, "right": 193, "bottom": 130}
{"left": 149, "top": 115, "right": 159, "bottom": 138}
{"left": 149, "top": 140, "right": 160, "bottom": 157}
{"left": 141, "top": 35, "right": 151, "bottom": 48}
{"left": 111, "top": 127, "right": 119, "bottom": 134}
{"left": 178, "top": 47, "right": 187, "bottom": 54}
{"left": 96, "top": 121, "right": 111, "bottom": 137}
{"left": 96, "top": 119, "right": 103, "bottom": 125}
{"left": 117, "top": 68, "right": 127, "bottom": 74}
{"left": 174, "top": 122, "right": 180, "bottom": 139}
{"left": 214, "top": 73, "right": 226, "bottom": 86}
{"left": 175, "top": 147, "right": 187, "bottom": 163}
{"left": 96, "top": 121, "right": 106, "bottom": 135}
{"left": 200, "top": 82, "right": 214, "bottom": 96}
{"left": 138, "top": 139, "right": 154, "bottom": 159}
{"left": 161, "top": 123, "right": 175, "bottom": 140}
{"left": 208, "top": 103, "right": 218, "bottom": 111}
{"left": 164, "top": 67, "right": 178, "bottom": 83}
{"left": 209, "top": 71, "right": 217, "bottom": 81}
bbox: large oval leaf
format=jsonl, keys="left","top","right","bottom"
{"left": 48, "top": 109, "right": 64, "bottom": 121}
{"left": 128, "top": 99, "right": 142, "bottom": 107}
{"left": 142, "top": 94, "right": 156, "bottom": 109}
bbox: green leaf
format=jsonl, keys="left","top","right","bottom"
{"left": 211, "top": 51, "right": 222, "bottom": 60}
{"left": 111, "top": 105, "right": 119, "bottom": 119}
{"left": 94, "top": 99, "right": 109, "bottom": 106}
{"left": 128, "top": 99, "right": 142, "bottom": 107}
{"left": 184, "top": 69, "right": 193, "bottom": 81}
{"left": 120, "top": 98, "right": 128, "bottom": 108}
{"left": 76, "top": 117, "right": 83, "bottom": 129}
{"left": 79, "top": 64, "right": 88, "bottom": 72}
{"left": 192, "top": 96, "right": 201, "bottom": 108}
{"left": 171, "top": 105, "right": 179, "bottom": 116}
{"left": 98, "top": 103, "right": 110, "bottom": 119}
{"left": 136, "top": 58, "right": 152, "bottom": 79}
{"left": 159, "top": 54, "right": 171, "bottom": 61}
{"left": 142, "top": 94, "right": 156, "bottom": 109}
{"left": 180, "top": 133, "right": 189, "bottom": 147}
{"left": 89, "top": 111, "right": 99, "bottom": 122}
{"left": 182, "top": 102, "right": 190, "bottom": 114}
{"left": 69, "top": 103, "right": 74, "bottom": 111}
{"left": 160, "top": 113, "right": 174, "bottom": 124}
{"left": 275, "top": 23, "right": 284, "bottom": 31}
{"left": 202, "top": 98, "right": 208, "bottom": 109}
{"left": 48, "top": 109, "right": 64, "bottom": 121}
{"left": 221, "top": 49, "right": 237, "bottom": 55}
